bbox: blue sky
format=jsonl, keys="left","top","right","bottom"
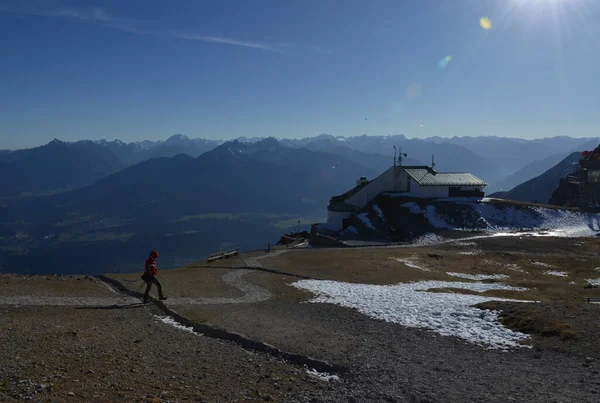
{"left": 1, "top": 0, "right": 599, "bottom": 149}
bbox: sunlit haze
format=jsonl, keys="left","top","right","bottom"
{"left": 1, "top": 0, "right": 598, "bottom": 149}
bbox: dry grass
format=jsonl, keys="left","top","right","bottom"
{"left": 256, "top": 238, "right": 600, "bottom": 304}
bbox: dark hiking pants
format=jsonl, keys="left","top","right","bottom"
{"left": 144, "top": 276, "right": 164, "bottom": 301}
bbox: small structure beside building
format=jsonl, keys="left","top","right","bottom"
{"left": 549, "top": 144, "right": 600, "bottom": 209}
{"left": 326, "top": 164, "right": 487, "bottom": 231}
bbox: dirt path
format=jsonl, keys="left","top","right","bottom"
{"left": 164, "top": 269, "right": 272, "bottom": 305}
{"left": 0, "top": 266, "right": 274, "bottom": 307}
{"left": 243, "top": 249, "right": 288, "bottom": 268}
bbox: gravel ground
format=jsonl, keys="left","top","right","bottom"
{"left": 4, "top": 237, "right": 600, "bottom": 402}
{"left": 174, "top": 294, "right": 600, "bottom": 403}
{"left": 0, "top": 303, "right": 354, "bottom": 402}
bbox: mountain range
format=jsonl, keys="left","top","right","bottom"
{"left": 489, "top": 152, "right": 582, "bottom": 204}
{"left": 2, "top": 133, "right": 598, "bottom": 274}
{"left": 4, "top": 134, "right": 598, "bottom": 198}
{"left": 0, "top": 139, "right": 124, "bottom": 197}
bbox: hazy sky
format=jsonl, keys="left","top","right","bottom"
{"left": 1, "top": 0, "right": 599, "bottom": 149}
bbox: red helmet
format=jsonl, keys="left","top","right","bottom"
{"left": 149, "top": 250, "right": 159, "bottom": 259}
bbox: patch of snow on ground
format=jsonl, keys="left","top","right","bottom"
{"left": 412, "top": 233, "right": 445, "bottom": 246}
{"left": 446, "top": 272, "right": 509, "bottom": 281}
{"left": 395, "top": 258, "right": 430, "bottom": 271}
{"left": 458, "top": 251, "right": 481, "bottom": 256}
{"left": 586, "top": 279, "right": 600, "bottom": 286}
{"left": 306, "top": 368, "right": 340, "bottom": 382}
{"left": 373, "top": 204, "right": 385, "bottom": 219}
{"left": 344, "top": 226, "right": 358, "bottom": 235}
{"left": 292, "top": 240, "right": 310, "bottom": 248}
{"left": 402, "top": 201, "right": 453, "bottom": 228}
{"left": 293, "top": 280, "right": 530, "bottom": 349}
{"left": 531, "top": 261, "right": 554, "bottom": 268}
{"left": 455, "top": 242, "right": 477, "bottom": 247}
{"left": 402, "top": 202, "right": 424, "bottom": 214}
{"left": 483, "top": 260, "right": 524, "bottom": 273}
{"left": 404, "top": 200, "right": 600, "bottom": 237}
{"left": 424, "top": 205, "right": 454, "bottom": 229}
{"left": 595, "top": 267, "right": 600, "bottom": 272}
{"left": 544, "top": 270, "right": 568, "bottom": 277}
{"left": 506, "top": 264, "right": 524, "bottom": 273}
{"left": 357, "top": 213, "right": 376, "bottom": 230}
{"left": 155, "top": 316, "right": 200, "bottom": 336}
{"left": 569, "top": 281, "right": 577, "bottom": 285}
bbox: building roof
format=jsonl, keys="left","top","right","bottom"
{"left": 327, "top": 201, "right": 360, "bottom": 212}
{"left": 403, "top": 167, "right": 487, "bottom": 187}
{"left": 329, "top": 180, "right": 370, "bottom": 204}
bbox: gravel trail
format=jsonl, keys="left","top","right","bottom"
{"left": 243, "top": 249, "right": 288, "bottom": 268}
{"left": 0, "top": 269, "right": 273, "bottom": 306}
{"left": 165, "top": 269, "right": 272, "bottom": 305}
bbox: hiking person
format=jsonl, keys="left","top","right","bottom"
{"left": 142, "top": 250, "right": 167, "bottom": 303}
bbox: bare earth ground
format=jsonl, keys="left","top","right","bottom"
{"left": 2, "top": 236, "right": 600, "bottom": 402}
{"left": 0, "top": 276, "right": 340, "bottom": 402}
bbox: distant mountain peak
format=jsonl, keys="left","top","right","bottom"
{"left": 48, "top": 138, "right": 65, "bottom": 147}
{"left": 256, "top": 137, "right": 280, "bottom": 148}
{"left": 165, "top": 134, "right": 191, "bottom": 144}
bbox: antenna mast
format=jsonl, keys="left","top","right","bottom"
{"left": 398, "top": 148, "right": 406, "bottom": 167}
{"left": 393, "top": 146, "right": 397, "bottom": 192}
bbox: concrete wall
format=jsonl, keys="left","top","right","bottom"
{"left": 346, "top": 166, "right": 398, "bottom": 209}
{"left": 326, "top": 210, "right": 352, "bottom": 231}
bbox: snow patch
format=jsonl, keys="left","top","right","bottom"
{"left": 455, "top": 242, "right": 477, "bottom": 247}
{"left": 373, "top": 204, "right": 385, "bottom": 220}
{"left": 155, "top": 316, "right": 201, "bottom": 336}
{"left": 482, "top": 260, "right": 524, "bottom": 273}
{"left": 344, "top": 225, "right": 358, "bottom": 235}
{"left": 402, "top": 201, "right": 600, "bottom": 237}
{"left": 544, "top": 270, "right": 568, "bottom": 277}
{"left": 293, "top": 280, "right": 530, "bottom": 349}
{"left": 357, "top": 213, "right": 376, "bottom": 230}
{"left": 412, "top": 233, "right": 445, "bottom": 246}
{"left": 446, "top": 273, "right": 509, "bottom": 281}
{"left": 306, "top": 368, "right": 340, "bottom": 382}
{"left": 505, "top": 264, "right": 524, "bottom": 273}
{"left": 586, "top": 279, "right": 600, "bottom": 286}
{"left": 531, "top": 261, "right": 554, "bottom": 268}
{"left": 395, "top": 257, "right": 430, "bottom": 272}
{"left": 458, "top": 251, "right": 481, "bottom": 256}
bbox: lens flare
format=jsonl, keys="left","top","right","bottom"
{"left": 438, "top": 55, "right": 453, "bottom": 69}
{"left": 480, "top": 17, "right": 492, "bottom": 30}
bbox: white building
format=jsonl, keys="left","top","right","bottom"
{"left": 326, "top": 165, "right": 487, "bottom": 231}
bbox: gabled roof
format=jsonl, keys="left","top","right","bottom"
{"left": 403, "top": 166, "right": 487, "bottom": 187}
{"left": 327, "top": 201, "right": 360, "bottom": 212}
{"left": 329, "top": 180, "right": 370, "bottom": 204}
